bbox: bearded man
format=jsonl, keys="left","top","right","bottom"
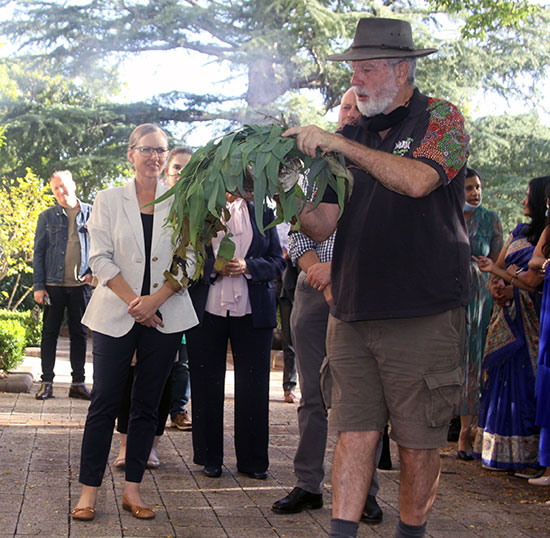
{"left": 284, "top": 18, "right": 470, "bottom": 538}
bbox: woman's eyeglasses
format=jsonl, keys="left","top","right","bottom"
{"left": 131, "top": 146, "right": 169, "bottom": 156}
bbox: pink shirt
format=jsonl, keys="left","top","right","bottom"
{"left": 205, "top": 198, "right": 253, "bottom": 317}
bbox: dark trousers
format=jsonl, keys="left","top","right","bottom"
{"left": 117, "top": 364, "right": 172, "bottom": 437}
{"left": 170, "top": 343, "right": 191, "bottom": 418}
{"left": 40, "top": 284, "right": 91, "bottom": 383}
{"left": 275, "top": 276, "right": 297, "bottom": 392}
{"left": 79, "top": 325, "right": 182, "bottom": 486}
{"left": 278, "top": 295, "right": 297, "bottom": 391}
{"left": 187, "top": 312, "right": 272, "bottom": 473}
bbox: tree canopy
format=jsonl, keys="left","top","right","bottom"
{"left": 1, "top": 0, "right": 545, "bottom": 112}
{"left": 0, "top": 0, "right": 548, "bottom": 221}
{"left": 468, "top": 112, "right": 550, "bottom": 234}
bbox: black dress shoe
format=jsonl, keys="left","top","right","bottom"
{"left": 272, "top": 487, "right": 323, "bottom": 514}
{"left": 69, "top": 383, "right": 91, "bottom": 400}
{"left": 361, "top": 495, "right": 383, "bottom": 524}
{"left": 35, "top": 382, "right": 54, "bottom": 400}
{"left": 203, "top": 465, "right": 222, "bottom": 478}
{"left": 457, "top": 450, "right": 475, "bottom": 461}
{"left": 240, "top": 470, "right": 267, "bottom": 480}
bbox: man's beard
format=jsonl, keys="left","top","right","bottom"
{"left": 355, "top": 81, "right": 399, "bottom": 117}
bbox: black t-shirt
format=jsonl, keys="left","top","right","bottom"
{"left": 326, "top": 89, "right": 471, "bottom": 321}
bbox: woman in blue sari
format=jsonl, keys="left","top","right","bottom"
{"left": 473, "top": 176, "right": 550, "bottom": 471}
{"left": 527, "top": 223, "right": 550, "bottom": 485}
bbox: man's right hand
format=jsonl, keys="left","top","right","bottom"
{"left": 283, "top": 125, "right": 341, "bottom": 158}
{"left": 305, "top": 261, "right": 331, "bottom": 291}
{"left": 34, "top": 290, "right": 49, "bottom": 304}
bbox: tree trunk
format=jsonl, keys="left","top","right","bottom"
{"left": 7, "top": 273, "right": 21, "bottom": 310}
{"left": 13, "top": 286, "right": 33, "bottom": 311}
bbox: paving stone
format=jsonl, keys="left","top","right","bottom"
{"left": 0, "top": 513, "right": 18, "bottom": 535}
{"left": 14, "top": 522, "right": 69, "bottom": 536}
{"left": 1, "top": 338, "right": 550, "bottom": 537}
{"left": 172, "top": 528, "right": 229, "bottom": 538}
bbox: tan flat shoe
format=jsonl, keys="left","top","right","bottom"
{"left": 122, "top": 495, "right": 155, "bottom": 519}
{"left": 71, "top": 506, "right": 95, "bottom": 521}
{"left": 114, "top": 457, "right": 125, "bottom": 469}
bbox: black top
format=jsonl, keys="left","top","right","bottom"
{"left": 325, "top": 89, "right": 471, "bottom": 321}
{"left": 140, "top": 212, "right": 154, "bottom": 296}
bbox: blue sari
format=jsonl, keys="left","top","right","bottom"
{"left": 536, "top": 270, "right": 550, "bottom": 466}
{"left": 473, "top": 223, "right": 540, "bottom": 469}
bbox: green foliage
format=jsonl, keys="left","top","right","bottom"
{"left": 467, "top": 113, "right": 550, "bottom": 235}
{"left": 0, "top": 0, "right": 548, "bottom": 218}
{"left": 0, "top": 170, "right": 52, "bottom": 310}
{"left": 430, "top": 0, "right": 536, "bottom": 38}
{"left": 0, "top": 318, "right": 26, "bottom": 372}
{"left": 2, "top": 1, "right": 548, "bottom": 119}
{"left": 0, "top": 69, "right": 205, "bottom": 198}
{"left": 0, "top": 273, "right": 35, "bottom": 312}
{"left": 0, "top": 170, "right": 52, "bottom": 279}
{"left": 156, "top": 122, "right": 352, "bottom": 287}
{"left": 0, "top": 308, "right": 42, "bottom": 347}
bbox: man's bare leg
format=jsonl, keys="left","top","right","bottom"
{"left": 398, "top": 446, "right": 440, "bottom": 525}
{"left": 332, "top": 430, "right": 381, "bottom": 521}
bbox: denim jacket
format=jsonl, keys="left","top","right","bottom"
{"left": 32, "top": 201, "right": 92, "bottom": 291}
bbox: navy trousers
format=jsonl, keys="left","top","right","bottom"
{"left": 79, "top": 324, "right": 182, "bottom": 486}
{"left": 187, "top": 312, "right": 272, "bottom": 473}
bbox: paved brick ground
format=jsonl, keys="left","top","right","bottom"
{"left": 1, "top": 338, "right": 550, "bottom": 537}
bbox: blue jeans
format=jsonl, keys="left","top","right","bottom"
{"left": 169, "top": 343, "right": 191, "bottom": 419}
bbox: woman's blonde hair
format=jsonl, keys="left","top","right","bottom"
{"left": 128, "top": 123, "right": 169, "bottom": 149}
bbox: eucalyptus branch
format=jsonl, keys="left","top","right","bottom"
{"left": 151, "top": 123, "right": 353, "bottom": 288}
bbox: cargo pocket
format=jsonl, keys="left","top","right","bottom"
{"left": 319, "top": 357, "right": 332, "bottom": 410}
{"left": 423, "top": 366, "right": 462, "bottom": 427}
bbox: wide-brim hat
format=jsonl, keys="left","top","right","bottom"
{"left": 328, "top": 17, "right": 437, "bottom": 61}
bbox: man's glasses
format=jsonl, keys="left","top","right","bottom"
{"left": 131, "top": 146, "right": 169, "bottom": 156}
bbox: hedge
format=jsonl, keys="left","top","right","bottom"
{"left": 0, "top": 308, "right": 42, "bottom": 347}
{"left": 0, "top": 319, "right": 26, "bottom": 372}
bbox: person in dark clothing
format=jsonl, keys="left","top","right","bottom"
{"left": 33, "top": 170, "right": 93, "bottom": 401}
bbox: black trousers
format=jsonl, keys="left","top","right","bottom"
{"left": 187, "top": 312, "right": 272, "bottom": 473}
{"left": 40, "top": 284, "right": 91, "bottom": 383}
{"left": 117, "top": 364, "right": 172, "bottom": 437}
{"left": 78, "top": 324, "right": 182, "bottom": 486}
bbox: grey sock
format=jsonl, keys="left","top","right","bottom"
{"left": 395, "top": 519, "right": 427, "bottom": 538}
{"left": 329, "top": 518, "right": 358, "bottom": 538}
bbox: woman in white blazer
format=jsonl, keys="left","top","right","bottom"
{"left": 72, "top": 124, "right": 197, "bottom": 521}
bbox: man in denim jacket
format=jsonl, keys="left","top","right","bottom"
{"left": 33, "top": 170, "right": 93, "bottom": 400}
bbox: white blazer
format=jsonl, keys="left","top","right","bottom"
{"left": 82, "top": 179, "right": 198, "bottom": 337}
